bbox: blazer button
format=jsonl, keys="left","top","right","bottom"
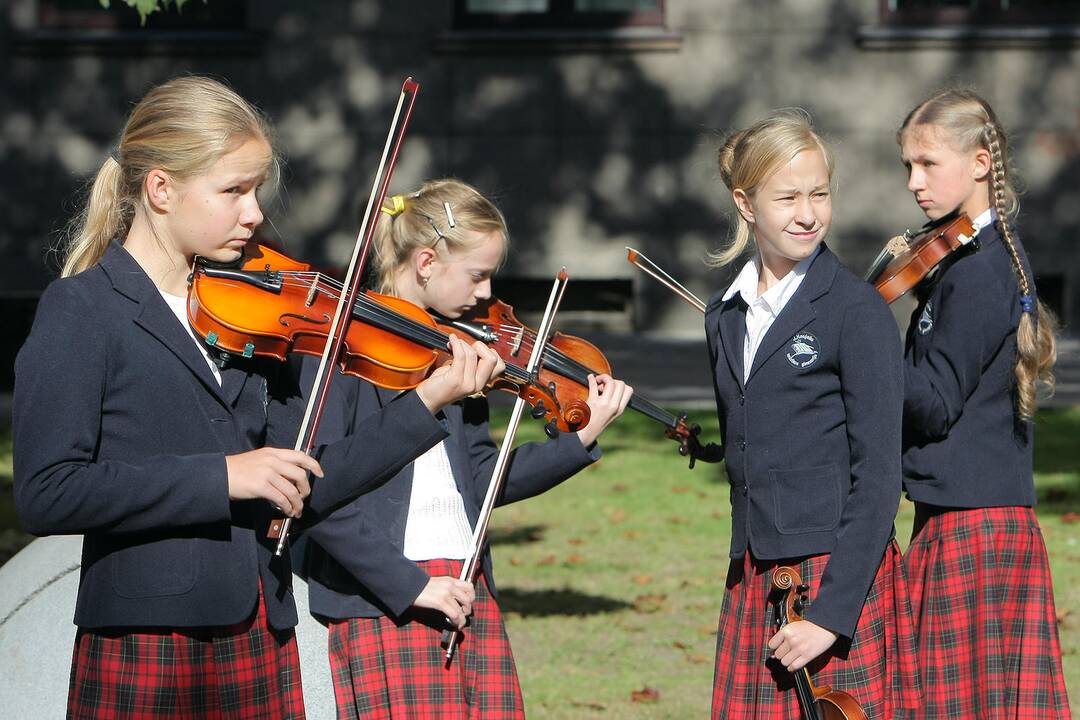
{"left": 738, "top": 440, "right": 746, "bottom": 450}
{"left": 739, "top": 394, "right": 745, "bottom": 406}
{"left": 742, "top": 484, "right": 748, "bottom": 495}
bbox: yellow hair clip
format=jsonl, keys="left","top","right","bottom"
{"left": 381, "top": 194, "right": 407, "bottom": 218}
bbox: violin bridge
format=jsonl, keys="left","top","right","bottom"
{"left": 886, "top": 235, "right": 909, "bottom": 256}
{"left": 510, "top": 327, "right": 524, "bottom": 357}
{"left": 305, "top": 274, "right": 320, "bottom": 307}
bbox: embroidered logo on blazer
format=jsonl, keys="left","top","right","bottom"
{"left": 918, "top": 301, "right": 933, "bottom": 335}
{"left": 786, "top": 332, "right": 820, "bottom": 369}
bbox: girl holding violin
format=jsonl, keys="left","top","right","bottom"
{"left": 896, "top": 89, "right": 1070, "bottom": 718}
{"left": 12, "top": 76, "right": 501, "bottom": 719}
{"left": 704, "top": 110, "right": 921, "bottom": 719}
{"left": 295, "top": 178, "right": 633, "bottom": 720}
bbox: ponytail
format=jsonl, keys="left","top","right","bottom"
{"left": 62, "top": 156, "right": 132, "bottom": 277}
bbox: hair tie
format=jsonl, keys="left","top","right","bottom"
{"left": 107, "top": 145, "right": 122, "bottom": 165}
{"left": 380, "top": 194, "right": 407, "bottom": 218}
{"left": 1020, "top": 294, "right": 1035, "bottom": 314}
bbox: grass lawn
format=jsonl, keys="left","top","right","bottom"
{"left": 1, "top": 407, "right": 1076, "bottom": 718}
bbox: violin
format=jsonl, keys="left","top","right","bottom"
{"left": 188, "top": 243, "right": 587, "bottom": 434}
{"left": 864, "top": 209, "right": 977, "bottom": 304}
{"left": 436, "top": 298, "right": 720, "bottom": 465}
{"left": 772, "top": 566, "right": 868, "bottom": 720}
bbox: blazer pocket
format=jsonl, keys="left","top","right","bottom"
{"left": 770, "top": 464, "right": 842, "bottom": 534}
{"left": 112, "top": 539, "right": 199, "bottom": 599}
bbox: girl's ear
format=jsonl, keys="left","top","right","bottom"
{"left": 414, "top": 246, "right": 438, "bottom": 283}
{"left": 733, "top": 188, "right": 755, "bottom": 224}
{"left": 144, "top": 169, "right": 174, "bottom": 213}
{"left": 972, "top": 146, "right": 992, "bottom": 182}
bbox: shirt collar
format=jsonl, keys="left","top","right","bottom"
{"left": 721, "top": 245, "right": 820, "bottom": 310}
{"left": 971, "top": 207, "right": 994, "bottom": 236}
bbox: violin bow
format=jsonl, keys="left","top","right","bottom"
{"left": 441, "top": 269, "right": 571, "bottom": 664}
{"left": 268, "top": 77, "right": 421, "bottom": 555}
{"left": 626, "top": 246, "right": 706, "bottom": 314}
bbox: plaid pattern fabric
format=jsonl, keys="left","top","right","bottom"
{"left": 67, "top": 583, "right": 304, "bottom": 719}
{"left": 905, "top": 505, "right": 1071, "bottom": 719}
{"left": 711, "top": 542, "right": 921, "bottom": 720}
{"left": 327, "top": 558, "right": 523, "bottom": 720}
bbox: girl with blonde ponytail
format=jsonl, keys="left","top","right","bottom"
{"left": 705, "top": 110, "right": 921, "bottom": 719}
{"left": 14, "top": 78, "right": 502, "bottom": 719}
{"left": 897, "top": 88, "right": 1070, "bottom": 718}
{"left": 297, "top": 177, "right": 633, "bottom": 719}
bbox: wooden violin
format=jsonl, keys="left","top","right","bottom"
{"left": 864, "top": 209, "right": 977, "bottom": 304}
{"left": 436, "top": 298, "right": 721, "bottom": 465}
{"left": 188, "top": 243, "right": 589, "bottom": 434}
{"left": 772, "top": 566, "right": 868, "bottom": 720}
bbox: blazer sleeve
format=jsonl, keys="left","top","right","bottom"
{"left": 803, "top": 296, "right": 903, "bottom": 640}
{"left": 459, "top": 397, "right": 600, "bottom": 507}
{"left": 13, "top": 281, "right": 232, "bottom": 536}
{"left": 265, "top": 364, "right": 449, "bottom": 519}
{"left": 302, "top": 499, "right": 433, "bottom": 618}
{"left": 903, "top": 261, "right": 1012, "bottom": 442}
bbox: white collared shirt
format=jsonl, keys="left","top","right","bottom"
{"left": 721, "top": 248, "right": 819, "bottom": 382}
{"left": 402, "top": 440, "right": 474, "bottom": 561}
{"left": 971, "top": 207, "right": 994, "bottom": 237}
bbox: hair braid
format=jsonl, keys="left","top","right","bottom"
{"left": 985, "top": 121, "right": 1057, "bottom": 418}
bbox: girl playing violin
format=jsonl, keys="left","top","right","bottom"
{"left": 704, "top": 110, "right": 921, "bottom": 719}
{"left": 897, "top": 88, "right": 1070, "bottom": 718}
{"left": 12, "top": 76, "right": 501, "bottom": 719}
{"left": 296, "top": 178, "right": 633, "bottom": 720}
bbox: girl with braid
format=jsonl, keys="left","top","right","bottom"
{"left": 898, "top": 88, "right": 1070, "bottom": 718}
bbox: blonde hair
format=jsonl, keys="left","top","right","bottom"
{"left": 372, "top": 178, "right": 508, "bottom": 295}
{"left": 900, "top": 88, "right": 1057, "bottom": 420}
{"left": 709, "top": 108, "right": 835, "bottom": 267}
{"left": 61, "top": 76, "right": 278, "bottom": 277}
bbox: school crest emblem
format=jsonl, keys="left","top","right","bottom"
{"left": 918, "top": 302, "right": 933, "bottom": 335}
{"left": 786, "top": 332, "right": 820, "bottom": 369}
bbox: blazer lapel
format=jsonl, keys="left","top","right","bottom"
{"left": 717, "top": 300, "right": 746, "bottom": 390}
{"left": 745, "top": 246, "right": 838, "bottom": 385}
{"left": 101, "top": 243, "right": 233, "bottom": 406}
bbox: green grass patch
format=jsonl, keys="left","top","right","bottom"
{"left": 0, "top": 406, "right": 1076, "bottom": 716}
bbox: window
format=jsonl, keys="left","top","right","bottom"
{"left": 454, "top": 0, "right": 664, "bottom": 31}
{"left": 882, "top": 0, "right": 1080, "bottom": 26}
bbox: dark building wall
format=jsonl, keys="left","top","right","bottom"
{"left": 2, "top": 1, "right": 1077, "bottom": 378}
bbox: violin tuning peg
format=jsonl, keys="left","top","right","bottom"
{"left": 796, "top": 583, "right": 810, "bottom": 593}
{"left": 544, "top": 420, "right": 559, "bottom": 439}
{"left": 530, "top": 401, "right": 547, "bottom": 419}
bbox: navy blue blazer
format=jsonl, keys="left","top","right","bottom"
{"left": 704, "top": 245, "right": 903, "bottom": 639}
{"left": 296, "top": 364, "right": 600, "bottom": 621}
{"left": 902, "top": 222, "right": 1036, "bottom": 507}
{"left": 13, "top": 242, "right": 446, "bottom": 630}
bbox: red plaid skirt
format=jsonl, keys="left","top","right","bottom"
{"left": 327, "top": 558, "right": 523, "bottom": 720}
{"left": 711, "top": 541, "right": 921, "bottom": 720}
{"left": 904, "top": 505, "right": 1071, "bottom": 719}
{"left": 67, "top": 583, "right": 304, "bottom": 720}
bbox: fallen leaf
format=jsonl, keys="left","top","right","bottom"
{"left": 1061, "top": 512, "right": 1080, "bottom": 524}
{"left": 537, "top": 554, "right": 556, "bottom": 566}
{"left": 567, "top": 537, "right": 584, "bottom": 545}
{"left": 570, "top": 700, "right": 607, "bottom": 711}
{"left": 633, "top": 593, "right": 668, "bottom": 614}
{"left": 668, "top": 516, "right": 688, "bottom": 525}
{"left": 1057, "top": 608, "right": 1072, "bottom": 627}
{"left": 565, "top": 553, "right": 583, "bottom": 565}
{"left": 609, "top": 508, "right": 627, "bottom": 524}
{"left": 672, "top": 640, "right": 690, "bottom": 650}
{"left": 698, "top": 623, "right": 718, "bottom": 636}
{"left": 611, "top": 483, "right": 628, "bottom": 493}
{"left": 696, "top": 491, "right": 708, "bottom": 499}
{"left": 509, "top": 557, "right": 522, "bottom": 566}
{"left": 622, "top": 530, "right": 640, "bottom": 540}
{"left": 631, "top": 687, "right": 660, "bottom": 703}
{"left": 686, "top": 653, "right": 711, "bottom": 664}
{"left": 671, "top": 485, "right": 690, "bottom": 494}
{"left": 632, "top": 574, "right": 652, "bottom": 585}
{"left": 680, "top": 577, "right": 706, "bottom": 588}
